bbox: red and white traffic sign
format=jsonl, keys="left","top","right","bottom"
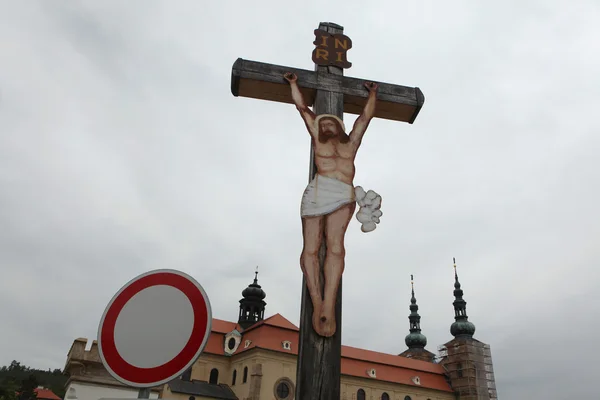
{"left": 97, "top": 269, "right": 212, "bottom": 388}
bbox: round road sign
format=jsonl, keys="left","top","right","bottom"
{"left": 97, "top": 269, "right": 212, "bottom": 388}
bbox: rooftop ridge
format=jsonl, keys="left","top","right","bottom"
{"left": 341, "top": 344, "right": 444, "bottom": 374}
{"left": 209, "top": 316, "right": 443, "bottom": 374}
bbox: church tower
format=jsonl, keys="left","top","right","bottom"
{"left": 438, "top": 259, "right": 498, "bottom": 399}
{"left": 238, "top": 268, "right": 267, "bottom": 330}
{"left": 398, "top": 275, "right": 436, "bottom": 362}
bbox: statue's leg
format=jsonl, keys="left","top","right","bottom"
{"left": 318, "top": 202, "right": 356, "bottom": 337}
{"left": 300, "top": 215, "right": 325, "bottom": 334}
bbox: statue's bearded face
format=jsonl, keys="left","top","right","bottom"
{"left": 318, "top": 118, "right": 349, "bottom": 143}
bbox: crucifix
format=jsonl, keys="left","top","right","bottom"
{"left": 231, "top": 22, "right": 424, "bottom": 400}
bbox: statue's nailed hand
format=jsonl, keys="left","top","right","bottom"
{"left": 364, "top": 81, "right": 379, "bottom": 93}
{"left": 284, "top": 72, "right": 298, "bottom": 84}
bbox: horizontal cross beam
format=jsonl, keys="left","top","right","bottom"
{"left": 231, "top": 58, "right": 425, "bottom": 124}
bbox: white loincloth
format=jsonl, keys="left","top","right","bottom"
{"left": 300, "top": 175, "right": 383, "bottom": 233}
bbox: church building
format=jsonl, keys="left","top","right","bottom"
{"left": 63, "top": 262, "right": 498, "bottom": 400}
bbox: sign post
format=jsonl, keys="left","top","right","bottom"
{"left": 97, "top": 269, "right": 212, "bottom": 389}
{"left": 231, "top": 22, "right": 424, "bottom": 400}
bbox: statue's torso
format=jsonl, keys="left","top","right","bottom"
{"left": 313, "top": 140, "right": 355, "bottom": 185}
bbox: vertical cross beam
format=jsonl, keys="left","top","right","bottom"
{"left": 295, "top": 22, "right": 344, "bottom": 400}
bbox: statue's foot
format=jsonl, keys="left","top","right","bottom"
{"left": 317, "top": 315, "right": 336, "bottom": 337}
{"left": 312, "top": 302, "right": 324, "bottom": 335}
{"left": 317, "top": 303, "right": 336, "bottom": 337}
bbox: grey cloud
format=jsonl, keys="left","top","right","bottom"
{"left": 1, "top": 1, "right": 599, "bottom": 399}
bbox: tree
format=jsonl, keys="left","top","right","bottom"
{"left": 16, "top": 375, "right": 37, "bottom": 400}
{"left": 0, "top": 362, "right": 65, "bottom": 400}
{"left": 0, "top": 377, "right": 18, "bottom": 400}
{"left": 7, "top": 363, "right": 23, "bottom": 373}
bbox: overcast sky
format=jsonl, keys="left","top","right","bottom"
{"left": 1, "top": 1, "right": 599, "bottom": 399}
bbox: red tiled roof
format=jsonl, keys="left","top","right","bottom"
{"left": 205, "top": 328, "right": 227, "bottom": 355}
{"left": 211, "top": 318, "right": 239, "bottom": 334}
{"left": 242, "top": 313, "right": 299, "bottom": 333}
{"left": 34, "top": 388, "right": 61, "bottom": 400}
{"left": 204, "top": 314, "right": 453, "bottom": 393}
{"left": 342, "top": 345, "right": 444, "bottom": 374}
{"left": 341, "top": 358, "right": 451, "bottom": 391}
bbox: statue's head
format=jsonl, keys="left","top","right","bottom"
{"left": 315, "top": 114, "right": 349, "bottom": 144}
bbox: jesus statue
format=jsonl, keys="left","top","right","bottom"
{"left": 283, "top": 72, "right": 383, "bottom": 337}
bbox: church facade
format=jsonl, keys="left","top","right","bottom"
{"left": 63, "top": 263, "right": 498, "bottom": 400}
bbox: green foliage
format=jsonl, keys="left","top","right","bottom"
{"left": 16, "top": 374, "right": 38, "bottom": 400}
{"left": 0, "top": 376, "right": 18, "bottom": 400}
{"left": 0, "top": 361, "right": 67, "bottom": 400}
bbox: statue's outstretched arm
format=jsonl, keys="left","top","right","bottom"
{"left": 284, "top": 72, "right": 316, "bottom": 137}
{"left": 349, "top": 82, "right": 378, "bottom": 147}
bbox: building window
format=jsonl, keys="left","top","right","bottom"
{"left": 381, "top": 393, "right": 390, "bottom": 400}
{"left": 181, "top": 367, "right": 192, "bottom": 381}
{"left": 181, "top": 367, "right": 192, "bottom": 382}
{"left": 457, "top": 363, "right": 463, "bottom": 378}
{"left": 209, "top": 368, "right": 219, "bottom": 384}
{"left": 227, "top": 337, "right": 236, "bottom": 350}
{"left": 357, "top": 389, "right": 366, "bottom": 400}
{"left": 276, "top": 382, "right": 290, "bottom": 398}
{"left": 243, "top": 366, "right": 248, "bottom": 383}
{"left": 273, "top": 378, "right": 295, "bottom": 400}
{"left": 404, "top": 396, "right": 412, "bottom": 400}
{"left": 232, "top": 369, "right": 237, "bottom": 385}
{"left": 188, "top": 397, "right": 195, "bottom": 400}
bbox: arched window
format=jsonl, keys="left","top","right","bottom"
{"left": 381, "top": 393, "right": 390, "bottom": 400}
{"left": 181, "top": 367, "right": 192, "bottom": 381}
{"left": 232, "top": 369, "right": 237, "bottom": 385}
{"left": 404, "top": 396, "right": 412, "bottom": 400}
{"left": 273, "top": 378, "right": 295, "bottom": 400}
{"left": 243, "top": 366, "right": 248, "bottom": 383}
{"left": 275, "top": 382, "right": 290, "bottom": 399}
{"left": 357, "top": 389, "right": 366, "bottom": 400}
{"left": 209, "top": 368, "right": 219, "bottom": 384}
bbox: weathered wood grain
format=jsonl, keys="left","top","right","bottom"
{"left": 294, "top": 21, "right": 344, "bottom": 400}
{"left": 231, "top": 58, "right": 424, "bottom": 124}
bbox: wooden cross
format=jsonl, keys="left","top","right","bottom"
{"left": 231, "top": 21, "right": 424, "bottom": 400}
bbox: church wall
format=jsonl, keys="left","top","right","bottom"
{"left": 64, "top": 381, "right": 159, "bottom": 400}
{"left": 340, "top": 375, "right": 455, "bottom": 400}
{"left": 189, "top": 353, "right": 232, "bottom": 385}
{"left": 63, "top": 338, "right": 163, "bottom": 400}
{"left": 208, "top": 348, "right": 454, "bottom": 400}
{"left": 226, "top": 351, "right": 258, "bottom": 400}
{"left": 160, "top": 385, "right": 213, "bottom": 400}
{"left": 249, "top": 350, "right": 297, "bottom": 400}
{"left": 63, "top": 334, "right": 459, "bottom": 400}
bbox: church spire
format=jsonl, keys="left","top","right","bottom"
{"left": 405, "top": 274, "right": 427, "bottom": 349}
{"left": 238, "top": 267, "right": 266, "bottom": 330}
{"left": 450, "top": 258, "right": 476, "bottom": 338}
